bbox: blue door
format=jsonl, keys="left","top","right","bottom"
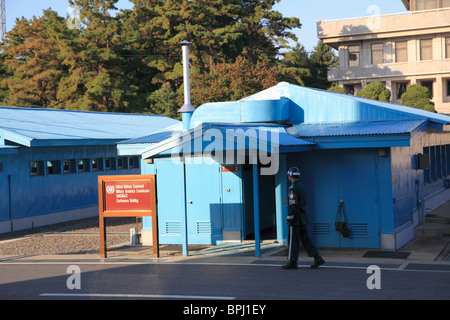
{"left": 298, "top": 150, "right": 380, "bottom": 249}
{"left": 221, "top": 165, "right": 244, "bottom": 241}
{"left": 185, "top": 162, "right": 223, "bottom": 244}
{"left": 154, "top": 159, "right": 186, "bottom": 245}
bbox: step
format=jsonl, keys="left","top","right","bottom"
{"left": 415, "top": 224, "right": 450, "bottom": 238}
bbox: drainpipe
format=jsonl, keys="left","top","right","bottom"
{"left": 8, "top": 174, "right": 13, "bottom": 232}
{"left": 253, "top": 164, "right": 261, "bottom": 258}
{"left": 178, "top": 40, "right": 195, "bottom": 131}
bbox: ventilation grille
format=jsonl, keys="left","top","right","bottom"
{"left": 313, "top": 223, "right": 330, "bottom": 236}
{"left": 350, "top": 223, "right": 369, "bottom": 238}
{"left": 165, "top": 221, "right": 181, "bottom": 235}
{"left": 197, "top": 222, "right": 212, "bottom": 234}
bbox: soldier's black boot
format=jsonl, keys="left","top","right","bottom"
{"left": 311, "top": 255, "right": 325, "bottom": 269}
{"left": 281, "top": 261, "right": 298, "bottom": 270}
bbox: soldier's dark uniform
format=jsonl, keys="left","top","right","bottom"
{"left": 282, "top": 167, "right": 325, "bottom": 270}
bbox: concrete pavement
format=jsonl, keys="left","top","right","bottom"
{"left": 1, "top": 202, "right": 450, "bottom": 272}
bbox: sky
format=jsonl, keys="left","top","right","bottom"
{"left": 5, "top": 0, "right": 407, "bottom": 52}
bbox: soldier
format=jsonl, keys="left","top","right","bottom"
{"left": 282, "top": 167, "right": 325, "bottom": 270}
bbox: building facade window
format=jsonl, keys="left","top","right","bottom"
{"left": 78, "top": 159, "right": 90, "bottom": 173}
{"left": 46, "top": 160, "right": 61, "bottom": 175}
{"left": 446, "top": 79, "right": 450, "bottom": 96}
{"left": 441, "top": 0, "right": 450, "bottom": 8}
{"left": 395, "top": 41, "right": 408, "bottom": 63}
{"left": 395, "top": 82, "right": 409, "bottom": 100}
{"left": 30, "top": 161, "right": 44, "bottom": 176}
{"left": 420, "top": 39, "right": 433, "bottom": 61}
{"left": 416, "top": 0, "right": 438, "bottom": 10}
{"left": 371, "top": 43, "right": 384, "bottom": 64}
{"left": 420, "top": 80, "right": 434, "bottom": 97}
{"left": 92, "top": 158, "right": 104, "bottom": 172}
{"left": 63, "top": 159, "right": 76, "bottom": 174}
{"left": 105, "top": 157, "right": 116, "bottom": 170}
{"left": 348, "top": 45, "right": 360, "bottom": 67}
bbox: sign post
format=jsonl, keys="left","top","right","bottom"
{"left": 98, "top": 175, "right": 159, "bottom": 259}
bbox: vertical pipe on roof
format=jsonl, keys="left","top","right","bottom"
{"left": 178, "top": 41, "right": 195, "bottom": 131}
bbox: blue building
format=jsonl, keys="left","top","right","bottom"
{"left": 119, "top": 82, "right": 450, "bottom": 251}
{"left": 0, "top": 106, "right": 179, "bottom": 234}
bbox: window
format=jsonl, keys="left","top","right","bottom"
{"left": 63, "top": 159, "right": 76, "bottom": 174}
{"left": 371, "top": 43, "right": 384, "bottom": 64}
{"left": 442, "top": 0, "right": 450, "bottom": 8}
{"left": 118, "top": 157, "right": 128, "bottom": 170}
{"left": 46, "top": 160, "right": 61, "bottom": 175}
{"left": 416, "top": 0, "right": 438, "bottom": 10}
{"left": 78, "top": 159, "right": 90, "bottom": 173}
{"left": 129, "top": 156, "right": 139, "bottom": 169}
{"left": 396, "top": 82, "right": 409, "bottom": 99}
{"left": 420, "top": 39, "right": 433, "bottom": 61}
{"left": 348, "top": 45, "right": 360, "bottom": 67}
{"left": 446, "top": 37, "right": 450, "bottom": 59}
{"left": 105, "top": 157, "right": 116, "bottom": 170}
{"left": 395, "top": 41, "right": 408, "bottom": 63}
{"left": 447, "top": 79, "right": 450, "bottom": 96}
{"left": 420, "top": 80, "right": 434, "bottom": 97}
{"left": 92, "top": 158, "right": 103, "bottom": 172}
{"left": 30, "top": 161, "right": 44, "bottom": 176}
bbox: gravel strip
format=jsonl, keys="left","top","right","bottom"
{"left": 0, "top": 217, "right": 140, "bottom": 256}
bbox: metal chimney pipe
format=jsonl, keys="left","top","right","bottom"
{"left": 178, "top": 40, "right": 195, "bottom": 130}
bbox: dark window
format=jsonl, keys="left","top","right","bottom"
{"left": 420, "top": 80, "right": 434, "bottom": 97}
{"left": 30, "top": 161, "right": 44, "bottom": 176}
{"left": 78, "top": 159, "right": 90, "bottom": 173}
{"left": 348, "top": 45, "right": 360, "bottom": 67}
{"left": 396, "top": 82, "right": 409, "bottom": 99}
{"left": 46, "top": 160, "right": 61, "bottom": 175}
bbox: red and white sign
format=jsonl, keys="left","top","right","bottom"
{"left": 104, "top": 180, "right": 152, "bottom": 211}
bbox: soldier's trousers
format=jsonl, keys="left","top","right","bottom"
{"left": 288, "top": 224, "right": 319, "bottom": 262}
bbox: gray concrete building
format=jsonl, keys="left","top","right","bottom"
{"left": 318, "top": 0, "right": 450, "bottom": 114}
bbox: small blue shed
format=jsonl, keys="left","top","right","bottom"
{"left": 0, "top": 106, "right": 179, "bottom": 234}
{"left": 119, "top": 82, "right": 450, "bottom": 251}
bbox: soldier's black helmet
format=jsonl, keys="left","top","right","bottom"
{"left": 287, "top": 167, "right": 300, "bottom": 177}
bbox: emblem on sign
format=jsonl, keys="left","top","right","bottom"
{"left": 106, "top": 185, "right": 115, "bottom": 194}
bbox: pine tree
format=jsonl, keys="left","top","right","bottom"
{"left": 307, "top": 40, "right": 338, "bottom": 89}
{"left": 1, "top": 10, "right": 69, "bottom": 108}
{"left": 62, "top": 0, "right": 140, "bottom": 112}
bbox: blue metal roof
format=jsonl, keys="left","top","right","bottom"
{"left": 294, "top": 119, "right": 428, "bottom": 138}
{"left": 139, "top": 122, "right": 315, "bottom": 159}
{"left": 0, "top": 106, "right": 180, "bottom": 147}
{"left": 241, "top": 82, "right": 450, "bottom": 128}
{"left": 120, "top": 129, "right": 182, "bottom": 145}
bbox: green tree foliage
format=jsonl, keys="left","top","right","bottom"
{"left": 190, "top": 56, "right": 279, "bottom": 106}
{"left": 327, "top": 83, "right": 346, "bottom": 94}
{"left": 279, "top": 40, "right": 338, "bottom": 89}
{"left": 1, "top": 10, "right": 70, "bottom": 108}
{"left": 0, "top": 0, "right": 335, "bottom": 114}
{"left": 401, "top": 84, "right": 435, "bottom": 112}
{"left": 307, "top": 40, "right": 338, "bottom": 89}
{"left": 356, "top": 82, "right": 391, "bottom": 102}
